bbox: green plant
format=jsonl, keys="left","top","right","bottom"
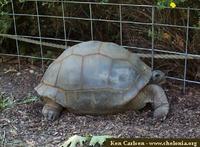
{"left": 0, "top": 0, "right": 11, "bottom": 44}
{"left": 0, "top": 0, "right": 26, "bottom": 42}
{"left": 100, "top": 0, "right": 109, "bottom": 3}
{"left": 0, "top": 92, "right": 39, "bottom": 110}
{"left": 0, "top": 92, "right": 14, "bottom": 110}
{"left": 16, "top": 96, "right": 39, "bottom": 105}
{"left": 157, "top": 0, "right": 186, "bottom": 8}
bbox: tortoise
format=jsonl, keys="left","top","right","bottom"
{"left": 35, "top": 41, "right": 169, "bottom": 121}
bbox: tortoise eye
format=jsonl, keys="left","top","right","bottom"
{"left": 155, "top": 74, "right": 160, "bottom": 78}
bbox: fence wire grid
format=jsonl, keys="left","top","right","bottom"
{"left": 0, "top": 0, "right": 200, "bottom": 92}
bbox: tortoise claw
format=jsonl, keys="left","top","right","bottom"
{"left": 42, "top": 104, "right": 61, "bottom": 121}
{"left": 153, "top": 104, "right": 169, "bottom": 121}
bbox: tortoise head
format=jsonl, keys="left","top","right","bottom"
{"left": 150, "top": 70, "right": 166, "bottom": 85}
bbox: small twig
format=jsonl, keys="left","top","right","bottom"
{"left": 0, "top": 57, "right": 3, "bottom": 63}
{"left": 4, "top": 69, "right": 17, "bottom": 74}
{"left": 0, "top": 118, "right": 18, "bottom": 131}
{"left": 1, "top": 130, "right": 6, "bottom": 147}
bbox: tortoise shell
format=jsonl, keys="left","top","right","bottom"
{"left": 35, "top": 41, "right": 152, "bottom": 114}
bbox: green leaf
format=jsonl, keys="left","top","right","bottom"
{"left": 89, "top": 135, "right": 113, "bottom": 146}
{"left": 61, "top": 135, "right": 88, "bottom": 147}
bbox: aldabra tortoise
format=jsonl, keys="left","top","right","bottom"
{"left": 35, "top": 41, "right": 169, "bottom": 121}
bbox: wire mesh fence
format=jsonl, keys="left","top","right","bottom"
{"left": 0, "top": 0, "right": 200, "bottom": 92}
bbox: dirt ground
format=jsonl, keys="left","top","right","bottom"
{"left": 0, "top": 61, "right": 200, "bottom": 147}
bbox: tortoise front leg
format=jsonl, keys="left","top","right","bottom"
{"left": 148, "top": 84, "right": 169, "bottom": 120}
{"left": 129, "top": 84, "right": 169, "bottom": 120}
{"left": 42, "top": 97, "right": 63, "bottom": 121}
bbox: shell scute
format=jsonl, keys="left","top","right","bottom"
{"left": 56, "top": 55, "right": 82, "bottom": 90}
{"left": 83, "top": 54, "right": 112, "bottom": 89}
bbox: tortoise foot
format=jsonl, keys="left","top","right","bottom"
{"left": 42, "top": 104, "right": 62, "bottom": 121}
{"left": 153, "top": 104, "right": 169, "bottom": 121}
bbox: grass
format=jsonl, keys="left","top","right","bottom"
{"left": 0, "top": 92, "right": 39, "bottom": 111}
{"left": 16, "top": 95, "right": 39, "bottom": 105}
{"left": 0, "top": 92, "right": 14, "bottom": 110}
{"left": 0, "top": 92, "right": 39, "bottom": 146}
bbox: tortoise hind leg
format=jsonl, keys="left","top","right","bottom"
{"left": 42, "top": 97, "right": 63, "bottom": 121}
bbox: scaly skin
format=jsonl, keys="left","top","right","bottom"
{"left": 42, "top": 98, "right": 63, "bottom": 121}
{"left": 128, "top": 84, "right": 169, "bottom": 120}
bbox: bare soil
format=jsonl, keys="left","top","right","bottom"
{"left": 0, "top": 62, "right": 200, "bottom": 147}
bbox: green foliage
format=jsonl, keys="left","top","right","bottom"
{"left": 157, "top": 0, "right": 186, "bottom": 8}
{"left": 0, "top": 0, "right": 26, "bottom": 41}
{"left": 0, "top": 92, "right": 39, "bottom": 110}
{"left": 0, "top": 12, "right": 11, "bottom": 32}
{"left": 16, "top": 96, "right": 39, "bottom": 105}
{"left": 0, "top": 92, "right": 14, "bottom": 110}
{"left": 0, "top": 0, "right": 11, "bottom": 35}
{"left": 89, "top": 135, "right": 112, "bottom": 146}
{"left": 100, "top": 0, "right": 109, "bottom": 3}
{"left": 0, "top": 0, "right": 9, "bottom": 7}
{"left": 0, "top": 15, "right": 11, "bottom": 44}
